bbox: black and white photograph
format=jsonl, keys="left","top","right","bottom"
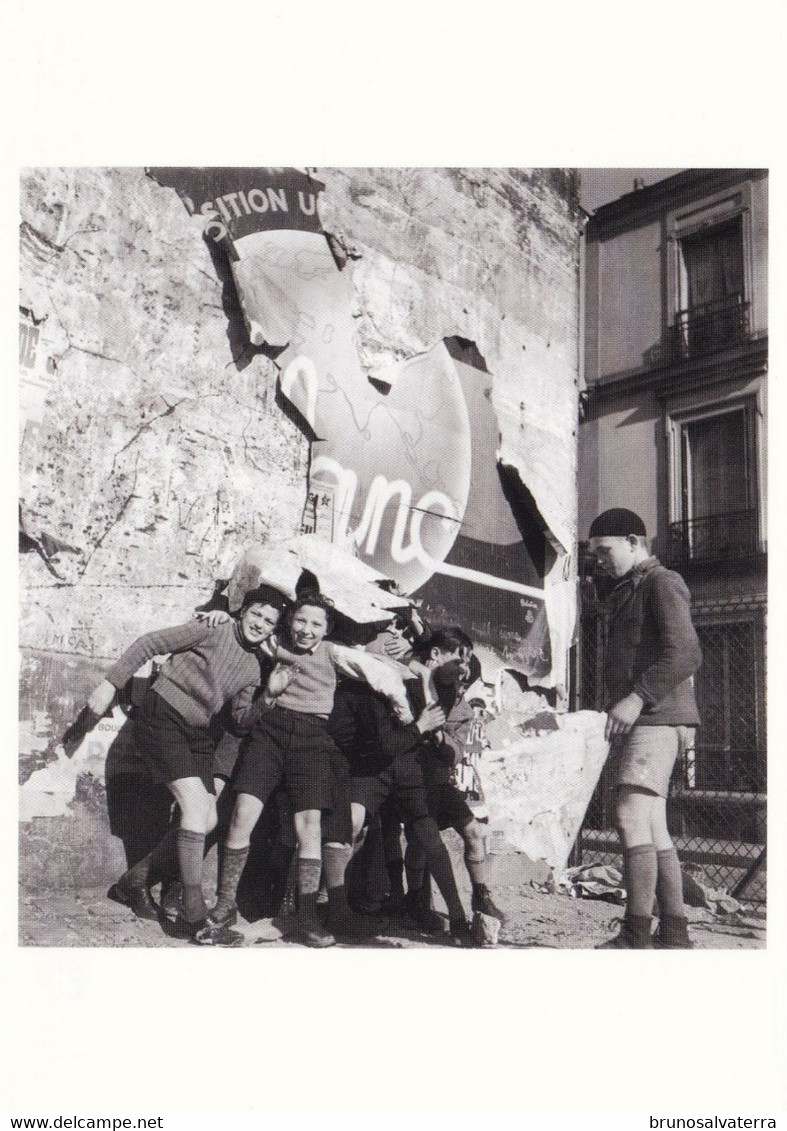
{"left": 4, "top": 4, "right": 786, "bottom": 1124}
{"left": 17, "top": 166, "right": 768, "bottom": 954}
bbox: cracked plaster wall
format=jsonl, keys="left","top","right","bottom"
{"left": 19, "top": 166, "right": 583, "bottom": 887}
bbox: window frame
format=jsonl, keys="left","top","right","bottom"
{"left": 665, "top": 391, "right": 765, "bottom": 552}
{"left": 665, "top": 181, "right": 755, "bottom": 340}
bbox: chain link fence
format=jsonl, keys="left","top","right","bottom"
{"left": 575, "top": 578, "right": 766, "bottom": 904}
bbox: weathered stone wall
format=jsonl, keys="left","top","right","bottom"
{"left": 19, "top": 167, "right": 582, "bottom": 888}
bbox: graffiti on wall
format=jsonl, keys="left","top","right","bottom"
{"left": 149, "top": 168, "right": 554, "bottom": 676}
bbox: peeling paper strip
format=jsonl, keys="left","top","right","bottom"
{"left": 19, "top": 707, "right": 126, "bottom": 822}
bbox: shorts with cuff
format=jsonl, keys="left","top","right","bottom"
{"left": 350, "top": 750, "right": 431, "bottom": 825}
{"left": 133, "top": 690, "right": 216, "bottom": 794}
{"left": 233, "top": 706, "right": 335, "bottom": 813}
{"left": 614, "top": 725, "right": 681, "bottom": 798}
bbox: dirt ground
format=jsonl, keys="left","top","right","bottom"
{"left": 19, "top": 843, "right": 765, "bottom": 950}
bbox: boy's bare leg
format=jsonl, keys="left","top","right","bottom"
{"left": 461, "top": 817, "right": 505, "bottom": 922}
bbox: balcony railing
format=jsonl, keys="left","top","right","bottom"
{"left": 669, "top": 294, "right": 750, "bottom": 360}
{"left": 666, "top": 509, "right": 761, "bottom": 567}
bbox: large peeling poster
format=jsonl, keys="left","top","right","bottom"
{"left": 148, "top": 168, "right": 553, "bottom": 679}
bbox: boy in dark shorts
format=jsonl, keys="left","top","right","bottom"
{"left": 86, "top": 585, "right": 289, "bottom": 945}
{"left": 213, "top": 592, "right": 414, "bottom": 947}
{"left": 588, "top": 508, "right": 702, "bottom": 948}
{"left": 330, "top": 627, "right": 482, "bottom": 945}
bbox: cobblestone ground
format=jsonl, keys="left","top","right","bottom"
{"left": 19, "top": 846, "right": 765, "bottom": 950}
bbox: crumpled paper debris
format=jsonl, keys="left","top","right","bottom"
{"left": 542, "top": 863, "right": 625, "bottom": 904}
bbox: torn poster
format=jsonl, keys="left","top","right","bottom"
{"left": 148, "top": 167, "right": 570, "bottom": 685}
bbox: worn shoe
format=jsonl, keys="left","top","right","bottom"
{"left": 597, "top": 915, "right": 653, "bottom": 949}
{"left": 191, "top": 917, "right": 245, "bottom": 947}
{"left": 653, "top": 915, "right": 694, "bottom": 949}
{"left": 159, "top": 881, "right": 182, "bottom": 921}
{"left": 471, "top": 884, "right": 506, "bottom": 925}
{"left": 289, "top": 922, "right": 337, "bottom": 948}
{"left": 472, "top": 910, "right": 501, "bottom": 948}
{"left": 171, "top": 913, "right": 243, "bottom": 945}
{"left": 107, "top": 880, "right": 159, "bottom": 922}
{"left": 448, "top": 917, "right": 475, "bottom": 947}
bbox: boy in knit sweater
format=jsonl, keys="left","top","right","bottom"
{"left": 214, "top": 591, "right": 414, "bottom": 947}
{"left": 86, "top": 585, "right": 290, "bottom": 945}
{"left": 588, "top": 508, "right": 702, "bottom": 949}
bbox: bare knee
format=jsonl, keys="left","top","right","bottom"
{"left": 228, "top": 793, "right": 263, "bottom": 846}
{"left": 462, "top": 819, "right": 486, "bottom": 861}
{"left": 170, "top": 780, "right": 217, "bottom": 836}
{"left": 616, "top": 790, "right": 654, "bottom": 847}
{"left": 294, "top": 809, "right": 322, "bottom": 856}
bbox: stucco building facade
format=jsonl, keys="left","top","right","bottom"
{"left": 578, "top": 169, "right": 768, "bottom": 870}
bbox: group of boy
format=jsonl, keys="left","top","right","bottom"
{"left": 83, "top": 502, "right": 702, "bottom": 950}
{"left": 88, "top": 582, "right": 504, "bottom": 948}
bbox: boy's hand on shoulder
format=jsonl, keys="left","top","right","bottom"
{"left": 416, "top": 704, "right": 446, "bottom": 734}
{"left": 87, "top": 678, "right": 116, "bottom": 718}
{"left": 382, "top": 632, "right": 411, "bottom": 661}
{"left": 605, "top": 692, "right": 644, "bottom": 741}
{"left": 194, "top": 609, "right": 231, "bottom": 627}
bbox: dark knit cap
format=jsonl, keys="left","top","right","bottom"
{"left": 588, "top": 508, "right": 647, "bottom": 539}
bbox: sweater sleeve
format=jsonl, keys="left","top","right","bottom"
{"left": 329, "top": 644, "right": 413, "bottom": 721}
{"left": 230, "top": 654, "right": 274, "bottom": 733}
{"left": 105, "top": 620, "right": 213, "bottom": 689}
{"left": 634, "top": 571, "right": 703, "bottom": 707}
{"left": 230, "top": 683, "right": 260, "bottom": 733}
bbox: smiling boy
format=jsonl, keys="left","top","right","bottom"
{"left": 214, "top": 591, "right": 413, "bottom": 947}
{"left": 88, "top": 585, "right": 289, "bottom": 945}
